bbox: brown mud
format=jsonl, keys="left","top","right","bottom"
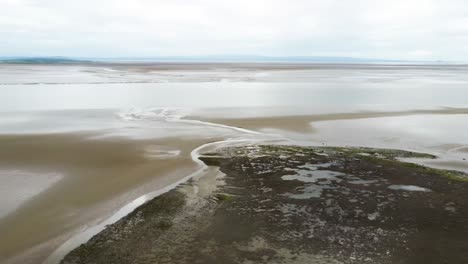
{"left": 62, "top": 145, "right": 468, "bottom": 264}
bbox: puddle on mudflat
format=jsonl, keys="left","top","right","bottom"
{"left": 388, "top": 185, "right": 431, "bottom": 192}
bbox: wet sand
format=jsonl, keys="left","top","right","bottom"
{"left": 2, "top": 63, "right": 468, "bottom": 85}
{"left": 190, "top": 108, "right": 468, "bottom": 133}
{"left": 0, "top": 133, "right": 221, "bottom": 264}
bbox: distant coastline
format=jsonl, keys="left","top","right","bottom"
{"left": 0, "top": 57, "right": 91, "bottom": 64}
{"left": 0, "top": 55, "right": 454, "bottom": 65}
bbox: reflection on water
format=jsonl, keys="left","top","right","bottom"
{"left": 2, "top": 81, "right": 468, "bottom": 112}
{"left": 2, "top": 64, "right": 468, "bottom": 112}
{"left": 309, "top": 115, "right": 468, "bottom": 172}
{"left": 311, "top": 114, "right": 468, "bottom": 147}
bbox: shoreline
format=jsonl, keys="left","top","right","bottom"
{"left": 0, "top": 134, "right": 212, "bottom": 264}
{"left": 189, "top": 107, "right": 468, "bottom": 133}
{"left": 43, "top": 138, "right": 263, "bottom": 264}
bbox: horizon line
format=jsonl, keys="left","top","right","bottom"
{"left": 0, "top": 55, "right": 459, "bottom": 64}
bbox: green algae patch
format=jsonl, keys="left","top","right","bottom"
{"left": 215, "top": 193, "right": 233, "bottom": 202}
{"left": 355, "top": 152, "right": 468, "bottom": 183}
{"left": 321, "top": 146, "right": 436, "bottom": 160}
{"left": 422, "top": 166, "right": 468, "bottom": 182}
{"left": 199, "top": 156, "right": 225, "bottom": 166}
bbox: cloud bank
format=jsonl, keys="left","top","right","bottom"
{"left": 1, "top": 0, "right": 467, "bottom": 60}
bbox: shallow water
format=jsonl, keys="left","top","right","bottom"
{"left": 2, "top": 64, "right": 468, "bottom": 112}
{"left": 1, "top": 64, "right": 468, "bottom": 263}
{"left": 307, "top": 115, "right": 468, "bottom": 172}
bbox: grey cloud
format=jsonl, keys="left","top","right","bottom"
{"left": 0, "top": 0, "right": 467, "bottom": 60}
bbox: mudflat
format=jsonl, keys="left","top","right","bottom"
{"left": 0, "top": 133, "right": 206, "bottom": 263}
{"left": 190, "top": 108, "right": 468, "bottom": 133}
{"left": 62, "top": 145, "right": 468, "bottom": 264}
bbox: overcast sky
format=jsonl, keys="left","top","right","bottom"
{"left": 1, "top": 0, "right": 467, "bottom": 60}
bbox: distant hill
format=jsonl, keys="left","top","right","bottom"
{"left": 95, "top": 55, "right": 404, "bottom": 63}
{"left": 0, "top": 57, "right": 90, "bottom": 64}
{"left": 0, "top": 55, "right": 437, "bottom": 64}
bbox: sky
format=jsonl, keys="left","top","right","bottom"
{"left": 0, "top": 0, "right": 468, "bottom": 61}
